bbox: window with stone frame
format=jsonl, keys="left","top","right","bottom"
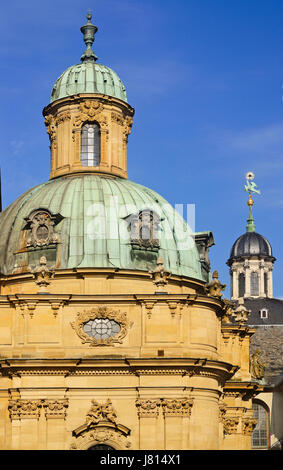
{"left": 260, "top": 309, "right": 268, "bottom": 319}
{"left": 129, "top": 210, "right": 160, "bottom": 250}
{"left": 250, "top": 271, "right": 259, "bottom": 296}
{"left": 252, "top": 402, "right": 269, "bottom": 449}
{"left": 81, "top": 122, "right": 101, "bottom": 167}
{"left": 238, "top": 272, "right": 245, "bottom": 297}
{"left": 264, "top": 272, "right": 268, "bottom": 296}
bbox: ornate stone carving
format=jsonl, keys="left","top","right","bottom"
{"left": 79, "top": 100, "right": 104, "bottom": 118}
{"left": 242, "top": 417, "right": 257, "bottom": 435}
{"left": 204, "top": 270, "right": 226, "bottom": 298}
{"left": 86, "top": 399, "right": 117, "bottom": 427}
{"left": 43, "top": 399, "right": 68, "bottom": 419}
{"left": 56, "top": 112, "right": 71, "bottom": 124}
{"left": 70, "top": 428, "right": 131, "bottom": 450}
{"left": 232, "top": 298, "right": 251, "bottom": 324}
{"left": 136, "top": 399, "right": 161, "bottom": 418}
{"left": 71, "top": 306, "right": 131, "bottom": 346}
{"left": 161, "top": 398, "right": 193, "bottom": 417}
{"left": 250, "top": 349, "right": 265, "bottom": 380}
{"left": 219, "top": 401, "right": 227, "bottom": 423}
{"left": 24, "top": 209, "right": 62, "bottom": 248}
{"left": 223, "top": 416, "right": 239, "bottom": 435}
{"left": 8, "top": 400, "right": 42, "bottom": 420}
{"left": 149, "top": 257, "right": 171, "bottom": 293}
{"left": 44, "top": 114, "right": 57, "bottom": 143}
{"left": 222, "top": 299, "right": 236, "bottom": 323}
{"left": 32, "top": 256, "right": 55, "bottom": 293}
{"left": 111, "top": 111, "right": 124, "bottom": 125}
{"left": 142, "top": 300, "right": 156, "bottom": 319}
{"left": 122, "top": 115, "right": 133, "bottom": 143}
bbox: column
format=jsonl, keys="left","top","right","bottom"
{"left": 9, "top": 399, "right": 42, "bottom": 450}
{"left": 43, "top": 399, "right": 68, "bottom": 450}
{"left": 136, "top": 399, "right": 162, "bottom": 450}
{"left": 162, "top": 398, "right": 193, "bottom": 450}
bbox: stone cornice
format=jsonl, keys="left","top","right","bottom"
{"left": 0, "top": 357, "right": 238, "bottom": 381}
{"left": 223, "top": 381, "right": 264, "bottom": 399}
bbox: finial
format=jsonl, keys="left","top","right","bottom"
{"left": 244, "top": 171, "right": 261, "bottom": 233}
{"left": 80, "top": 10, "right": 98, "bottom": 63}
{"left": 204, "top": 270, "right": 226, "bottom": 298}
{"left": 149, "top": 257, "right": 171, "bottom": 293}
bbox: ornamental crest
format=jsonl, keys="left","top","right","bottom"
{"left": 71, "top": 306, "right": 131, "bottom": 346}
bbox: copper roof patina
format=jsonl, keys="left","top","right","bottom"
{"left": 0, "top": 175, "right": 204, "bottom": 280}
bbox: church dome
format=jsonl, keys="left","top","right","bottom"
{"left": 227, "top": 231, "right": 274, "bottom": 265}
{"left": 51, "top": 62, "right": 127, "bottom": 104}
{"left": 50, "top": 13, "right": 127, "bottom": 104}
{"left": 0, "top": 174, "right": 203, "bottom": 280}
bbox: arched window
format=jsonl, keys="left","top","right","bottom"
{"left": 264, "top": 272, "right": 268, "bottom": 296}
{"left": 252, "top": 401, "right": 269, "bottom": 449}
{"left": 238, "top": 273, "right": 245, "bottom": 297}
{"left": 250, "top": 272, "right": 259, "bottom": 296}
{"left": 81, "top": 122, "right": 100, "bottom": 167}
{"left": 87, "top": 444, "right": 115, "bottom": 450}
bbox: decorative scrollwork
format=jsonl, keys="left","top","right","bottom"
{"left": 24, "top": 209, "right": 63, "bottom": 248}
{"left": 71, "top": 306, "right": 131, "bottom": 346}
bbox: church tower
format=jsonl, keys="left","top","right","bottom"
{"left": 227, "top": 173, "right": 275, "bottom": 301}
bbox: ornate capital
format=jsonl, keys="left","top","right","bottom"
{"left": 223, "top": 416, "right": 239, "bottom": 435}
{"left": 161, "top": 398, "right": 193, "bottom": 417}
{"left": 43, "top": 399, "right": 69, "bottom": 419}
{"left": 242, "top": 417, "right": 257, "bottom": 435}
{"left": 9, "top": 399, "right": 42, "bottom": 420}
{"left": 136, "top": 399, "right": 161, "bottom": 418}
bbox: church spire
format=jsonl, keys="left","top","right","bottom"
{"left": 244, "top": 171, "right": 260, "bottom": 233}
{"left": 80, "top": 10, "right": 98, "bottom": 63}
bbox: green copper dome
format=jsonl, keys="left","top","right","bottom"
{"left": 0, "top": 175, "right": 204, "bottom": 280}
{"left": 51, "top": 62, "right": 127, "bottom": 103}
{"left": 50, "top": 12, "right": 127, "bottom": 104}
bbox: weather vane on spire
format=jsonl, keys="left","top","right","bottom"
{"left": 80, "top": 10, "right": 98, "bottom": 63}
{"left": 244, "top": 171, "right": 261, "bottom": 233}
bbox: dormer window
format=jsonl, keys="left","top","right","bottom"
{"left": 81, "top": 122, "right": 100, "bottom": 167}
{"left": 260, "top": 309, "right": 268, "bottom": 319}
{"left": 129, "top": 210, "right": 160, "bottom": 249}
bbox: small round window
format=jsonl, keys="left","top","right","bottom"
{"left": 83, "top": 318, "right": 121, "bottom": 340}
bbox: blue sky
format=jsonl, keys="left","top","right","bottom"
{"left": 1, "top": 0, "right": 283, "bottom": 297}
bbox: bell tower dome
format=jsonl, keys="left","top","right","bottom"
{"left": 227, "top": 173, "right": 275, "bottom": 300}
{"left": 43, "top": 12, "right": 134, "bottom": 180}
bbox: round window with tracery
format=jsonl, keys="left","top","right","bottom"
{"left": 83, "top": 318, "right": 121, "bottom": 340}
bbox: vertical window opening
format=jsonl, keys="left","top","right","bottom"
{"left": 250, "top": 272, "right": 259, "bottom": 296}
{"left": 81, "top": 122, "right": 100, "bottom": 167}
{"left": 252, "top": 402, "right": 269, "bottom": 449}
{"left": 238, "top": 273, "right": 245, "bottom": 297}
{"left": 264, "top": 272, "right": 268, "bottom": 296}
